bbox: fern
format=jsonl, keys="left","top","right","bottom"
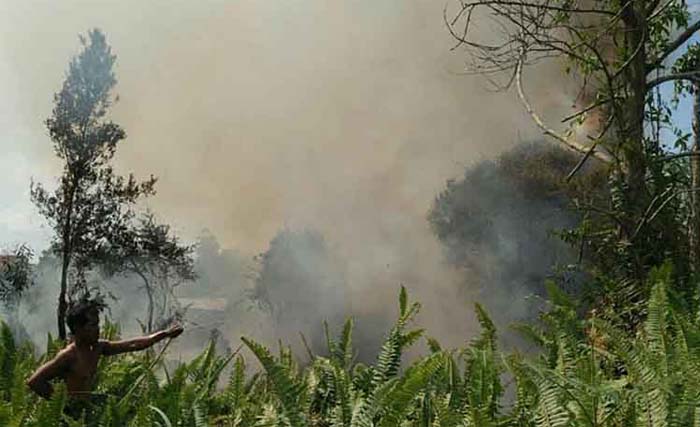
{"left": 337, "top": 318, "right": 354, "bottom": 370}
{"left": 533, "top": 379, "right": 569, "bottom": 427}
{"left": 150, "top": 404, "right": 174, "bottom": 427}
{"left": 376, "top": 352, "right": 444, "bottom": 427}
{"left": 9, "top": 280, "right": 700, "bottom": 426}
{"left": 226, "top": 356, "right": 247, "bottom": 411}
{"left": 242, "top": 337, "right": 308, "bottom": 427}
{"left": 32, "top": 383, "right": 67, "bottom": 427}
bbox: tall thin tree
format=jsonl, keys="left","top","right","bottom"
{"left": 31, "top": 29, "right": 156, "bottom": 339}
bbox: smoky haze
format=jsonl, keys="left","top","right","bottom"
{"left": 1, "top": 1, "right": 585, "bottom": 356}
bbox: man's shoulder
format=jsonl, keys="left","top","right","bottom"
{"left": 48, "top": 343, "right": 76, "bottom": 370}
{"left": 57, "top": 343, "right": 77, "bottom": 358}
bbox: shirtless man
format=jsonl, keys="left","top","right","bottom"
{"left": 26, "top": 296, "right": 184, "bottom": 400}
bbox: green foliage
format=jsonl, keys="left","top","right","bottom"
{"left": 438, "top": 0, "right": 700, "bottom": 332}
{"left": 31, "top": 28, "right": 158, "bottom": 289}
{"left": 30, "top": 28, "right": 186, "bottom": 340}
{"left": 3, "top": 281, "right": 700, "bottom": 425}
{"left": 0, "top": 245, "right": 34, "bottom": 310}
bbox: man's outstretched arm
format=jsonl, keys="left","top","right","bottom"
{"left": 101, "top": 324, "right": 184, "bottom": 356}
{"left": 26, "top": 348, "right": 71, "bottom": 399}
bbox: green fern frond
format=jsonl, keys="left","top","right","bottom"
{"left": 226, "top": 356, "right": 247, "bottom": 410}
{"left": 193, "top": 400, "right": 209, "bottom": 427}
{"left": 339, "top": 318, "right": 354, "bottom": 370}
{"left": 645, "top": 278, "right": 669, "bottom": 360}
{"left": 376, "top": 352, "right": 444, "bottom": 427}
{"left": 242, "top": 337, "right": 308, "bottom": 427}
{"left": 149, "top": 404, "right": 173, "bottom": 427}
{"left": 33, "top": 383, "right": 67, "bottom": 427}
{"left": 533, "top": 379, "right": 569, "bottom": 427}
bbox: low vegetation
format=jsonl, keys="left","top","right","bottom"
{"left": 0, "top": 274, "right": 696, "bottom": 426}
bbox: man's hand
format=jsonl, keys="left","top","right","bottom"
{"left": 164, "top": 323, "right": 184, "bottom": 339}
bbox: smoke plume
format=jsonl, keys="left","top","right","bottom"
{"left": 1, "top": 0, "right": 593, "bottom": 357}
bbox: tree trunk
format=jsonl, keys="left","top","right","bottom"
{"left": 131, "top": 260, "right": 154, "bottom": 333}
{"left": 690, "top": 83, "right": 700, "bottom": 274}
{"left": 57, "top": 179, "right": 77, "bottom": 341}
{"left": 618, "top": 2, "right": 648, "bottom": 283}
{"left": 58, "top": 254, "right": 69, "bottom": 340}
{"left": 621, "top": 3, "right": 648, "bottom": 209}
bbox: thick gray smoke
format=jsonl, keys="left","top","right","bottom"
{"left": 251, "top": 230, "right": 346, "bottom": 341}
{"left": 1, "top": 1, "right": 596, "bottom": 358}
{"left": 428, "top": 142, "right": 591, "bottom": 338}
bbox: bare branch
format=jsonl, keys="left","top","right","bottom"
{"left": 515, "top": 54, "right": 612, "bottom": 163}
{"left": 561, "top": 97, "right": 614, "bottom": 123}
{"left": 456, "top": 0, "right": 616, "bottom": 16}
{"left": 656, "top": 151, "right": 700, "bottom": 161}
{"left": 566, "top": 106, "right": 618, "bottom": 180}
{"left": 631, "top": 187, "right": 700, "bottom": 241}
{"left": 647, "top": 71, "right": 700, "bottom": 89}
{"left": 648, "top": 0, "right": 676, "bottom": 20}
{"left": 444, "top": 0, "right": 622, "bottom": 78}
{"left": 566, "top": 141, "right": 600, "bottom": 181}
{"left": 648, "top": 19, "right": 700, "bottom": 72}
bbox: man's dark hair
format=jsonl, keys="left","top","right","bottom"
{"left": 66, "top": 293, "right": 107, "bottom": 334}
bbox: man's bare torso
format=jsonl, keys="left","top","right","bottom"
{"left": 57, "top": 342, "right": 104, "bottom": 398}
{"left": 26, "top": 323, "right": 183, "bottom": 400}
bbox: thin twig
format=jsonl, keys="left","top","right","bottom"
{"left": 566, "top": 141, "right": 600, "bottom": 182}
{"left": 561, "top": 98, "right": 614, "bottom": 123}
